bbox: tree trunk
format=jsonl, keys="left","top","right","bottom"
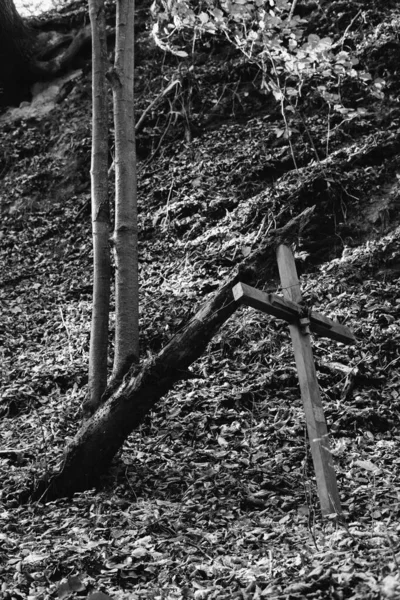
{"left": 110, "top": 0, "right": 139, "bottom": 378}
{"left": 86, "top": 0, "right": 111, "bottom": 415}
{"left": 0, "top": 0, "right": 33, "bottom": 58}
{"left": 30, "top": 208, "right": 315, "bottom": 502}
{"left": 0, "top": 0, "right": 95, "bottom": 105}
{"left": 0, "top": 0, "right": 34, "bottom": 103}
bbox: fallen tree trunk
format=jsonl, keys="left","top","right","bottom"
{"left": 31, "top": 207, "right": 314, "bottom": 502}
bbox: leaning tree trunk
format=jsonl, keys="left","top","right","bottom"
{"left": 86, "top": 0, "right": 111, "bottom": 415}
{"left": 30, "top": 208, "right": 315, "bottom": 502}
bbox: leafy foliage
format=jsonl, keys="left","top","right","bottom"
{"left": 15, "top": 0, "right": 70, "bottom": 17}
{"left": 151, "top": 0, "right": 384, "bottom": 141}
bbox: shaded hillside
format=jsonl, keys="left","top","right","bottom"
{"left": 0, "top": 0, "right": 400, "bottom": 598}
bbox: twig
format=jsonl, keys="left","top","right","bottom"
{"left": 288, "top": 0, "right": 298, "bottom": 21}
{"left": 162, "top": 178, "right": 174, "bottom": 231}
{"left": 108, "top": 79, "right": 182, "bottom": 177}
{"left": 143, "top": 110, "right": 174, "bottom": 166}
{"left": 280, "top": 95, "right": 299, "bottom": 172}
{"left": 135, "top": 78, "right": 181, "bottom": 134}
{"left": 296, "top": 107, "right": 323, "bottom": 163}
{"left": 0, "top": 449, "right": 33, "bottom": 459}
{"left": 334, "top": 10, "right": 362, "bottom": 51}
{"left": 326, "top": 102, "right": 331, "bottom": 157}
{"left": 386, "top": 533, "right": 400, "bottom": 570}
{"left": 59, "top": 307, "right": 73, "bottom": 362}
{"left": 75, "top": 197, "right": 90, "bottom": 221}
{"left": 265, "top": 46, "right": 299, "bottom": 172}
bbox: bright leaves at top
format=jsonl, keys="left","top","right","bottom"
{"left": 151, "top": 0, "right": 385, "bottom": 123}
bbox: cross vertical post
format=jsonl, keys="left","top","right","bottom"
{"left": 276, "top": 244, "right": 342, "bottom": 517}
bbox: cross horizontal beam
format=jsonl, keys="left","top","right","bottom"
{"left": 232, "top": 282, "right": 355, "bottom": 346}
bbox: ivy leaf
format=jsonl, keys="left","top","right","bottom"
{"left": 354, "top": 459, "right": 381, "bottom": 474}
{"left": 57, "top": 576, "right": 85, "bottom": 598}
{"left": 198, "top": 11, "right": 209, "bottom": 24}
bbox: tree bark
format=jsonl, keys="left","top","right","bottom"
{"left": 0, "top": 0, "right": 95, "bottom": 105}
{"left": 0, "top": 0, "right": 33, "bottom": 61}
{"left": 86, "top": 0, "right": 111, "bottom": 415}
{"left": 0, "top": 0, "right": 34, "bottom": 103}
{"left": 30, "top": 207, "right": 315, "bottom": 502}
{"left": 111, "top": 0, "right": 139, "bottom": 378}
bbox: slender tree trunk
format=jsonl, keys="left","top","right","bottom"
{"left": 30, "top": 208, "right": 314, "bottom": 501}
{"left": 86, "top": 0, "right": 111, "bottom": 415}
{"left": 110, "top": 0, "right": 139, "bottom": 378}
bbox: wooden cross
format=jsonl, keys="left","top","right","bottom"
{"left": 232, "top": 244, "right": 355, "bottom": 518}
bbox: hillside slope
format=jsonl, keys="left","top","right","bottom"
{"left": 0, "top": 0, "right": 400, "bottom": 598}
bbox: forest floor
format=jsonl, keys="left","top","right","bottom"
{"left": 1, "top": 0, "right": 400, "bottom": 598}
